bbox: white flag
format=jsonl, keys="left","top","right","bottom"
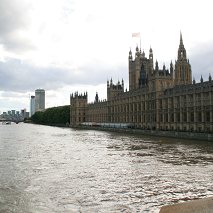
{"left": 132, "top": 32, "right": 140, "bottom": 37}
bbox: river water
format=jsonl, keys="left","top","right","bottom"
{"left": 0, "top": 123, "right": 213, "bottom": 213}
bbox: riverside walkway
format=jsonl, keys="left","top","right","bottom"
{"left": 160, "top": 196, "right": 213, "bottom": 213}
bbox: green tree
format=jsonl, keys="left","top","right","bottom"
{"left": 31, "top": 105, "right": 70, "bottom": 126}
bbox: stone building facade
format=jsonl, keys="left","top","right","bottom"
{"left": 70, "top": 33, "right": 213, "bottom": 133}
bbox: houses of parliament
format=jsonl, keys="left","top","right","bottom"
{"left": 70, "top": 33, "right": 213, "bottom": 133}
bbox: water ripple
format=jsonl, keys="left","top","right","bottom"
{"left": 0, "top": 123, "right": 213, "bottom": 212}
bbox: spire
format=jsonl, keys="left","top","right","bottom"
{"left": 155, "top": 60, "right": 159, "bottom": 70}
{"left": 200, "top": 75, "right": 203, "bottom": 83}
{"left": 135, "top": 45, "right": 140, "bottom": 57}
{"left": 178, "top": 32, "right": 187, "bottom": 60}
{"left": 95, "top": 92, "right": 99, "bottom": 103}
{"left": 170, "top": 60, "right": 173, "bottom": 74}
{"left": 180, "top": 31, "right": 183, "bottom": 46}
{"left": 122, "top": 78, "right": 124, "bottom": 87}
{"left": 209, "top": 73, "right": 212, "bottom": 82}
{"left": 149, "top": 47, "right": 153, "bottom": 58}
{"left": 193, "top": 77, "right": 196, "bottom": 84}
{"left": 142, "top": 50, "right": 145, "bottom": 58}
{"left": 129, "top": 48, "right": 132, "bottom": 60}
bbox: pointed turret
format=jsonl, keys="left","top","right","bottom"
{"left": 209, "top": 73, "right": 212, "bottom": 82}
{"left": 193, "top": 77, "right": 196, "bottom": 84}
{"left": 149, "top": 47, "right": 153, "bottom": 58}
{"left": 170, "top": 61, "right": 174, "bottom": 79}
{"left": 200, "top": 75, "right": 203, "bottom": 83}
{"left": 175, "top": 32, "right": 192, "bottom": 85}
{"left": 170, "top": 61, "right": 173, "bottom": 72}
{"left": 178, "top": 31, "right": 187, "bottom": 60}
{"left": 180, "top": 31, "right": 183, "bottom": 46}
{"left": 129, "top": 48, "right": 132, "bottom": 60}
{"left": 95, "top": 92, "right": 99, "bottom": 103}
{"left": 149, "top": 47, "right": 153, "bottom": 72}
{"left": 135, "top": 46, "right": 140, "bottom": 57}
{"left": 142, "top": 50, "right": 145, "bottom": 58}
{"left": 155, "top": 60, "right": 159, "bottom": 71}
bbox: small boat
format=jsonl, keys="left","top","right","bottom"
{"left": 5, "top": 121, "right": 11, "bottom": 125}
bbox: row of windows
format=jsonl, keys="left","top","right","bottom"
{"left": 109, "top": 102, "right": 156, "bottom": 113}
{"left": 86, "top": 111, "right": 212, "bottom": 124}
{"left": 159, "top": 111, "right": 211, "bottom": 123}
{"left": 159, "top": 93, "right": 213, "bottom": 109}
{"left": 109, "top": 93, "right": 156, "bottom": 105}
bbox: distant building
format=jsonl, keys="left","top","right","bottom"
{"left": 30, "top": 95, "right": 35, "bottom": 116}
{"left": 35, "top": 89, "right": 45, "bottom": 112}
{"left": 25, "top": 112, "right": 29, "bottom": 119}
{"left": 20, "top": 109, "right": 29, "bottom": 119}
{"left": 0, "top": 109, "right": 26, "bottom": 122}
{"left": 20, "top": 109, "right": 26, "bottom": 118}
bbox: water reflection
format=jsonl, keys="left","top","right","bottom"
{"left": 0, "top": 123, "right": 213, "bottom": 212}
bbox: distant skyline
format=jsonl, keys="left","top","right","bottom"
{"left": 0, "top": 0, "right": 213, "bottom": 112}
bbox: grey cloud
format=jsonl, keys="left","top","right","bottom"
{"left": 0, "top": 58, "right": 126, "bottom": 92}
{"left": 0, "top": 58, "right": 70, "bottom": 92}
{"left": 0, "top": 96, "right": 25, "bottom": 111}
{"left": 0, "top": 0, "right": 34, "bottom": 52}
{"left": 0, "top": 0, "right": 29, "bottom": 33}
{"left": 190, "top": 41, "right": 213, "bottom": 81}
{"left": 0, "top": 91, "right": 26, "bottom": 98}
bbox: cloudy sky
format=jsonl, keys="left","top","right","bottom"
{"left": 0, "top": 0, "right": 213, "bottom": 113}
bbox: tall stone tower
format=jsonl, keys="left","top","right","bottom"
{"left": 129, "top": 47, "right": 153, "bottom": 91}
{"left": 107, "top": 78, "right": 124, "bottom": 101}
{"left": 70, "top": 92, "right": 88, "bottom": 126}
{"left": 174, "top": 33, "right": 192, "bottom": 85}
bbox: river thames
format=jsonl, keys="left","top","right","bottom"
{"left": 0, "top": 123, "right": 213, "bottom": 212}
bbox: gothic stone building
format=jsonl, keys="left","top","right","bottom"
{"left": 70, "top": 34, "right": 213, "bottom": 133}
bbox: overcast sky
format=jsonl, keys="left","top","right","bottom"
{"left": 0, "top": 0, "right": 213, "bottom": 113}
